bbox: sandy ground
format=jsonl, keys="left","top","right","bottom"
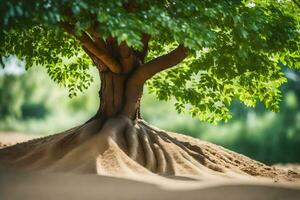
{"left": 0, "top": 132, "right": 40, "bottom": 148}
{"left": 0, "top": 169, "right": 300, "bottom": 200}
{"left": 1, "top": 131, "right": 300, "bottom": 200}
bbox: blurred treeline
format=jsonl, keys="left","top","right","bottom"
{"left": 0, "top": 61, "right": 300, "bottom": 165}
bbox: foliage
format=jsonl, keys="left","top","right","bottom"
{"left": 1, "top": 0, "right": 299, "bottom": 122}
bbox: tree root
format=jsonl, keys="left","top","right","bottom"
{"left": 0, "top": 116, "right": 299, "bottom": 182}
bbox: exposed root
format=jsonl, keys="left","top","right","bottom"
{"left": 0, "top": 116, "right": 299, "bottom": 182}
{"left": 137, "top": 127, "right": 156, "bottom": 171}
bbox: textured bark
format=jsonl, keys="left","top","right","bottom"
{"left": 62, "top": 23, "right": 122, "bottom": 73}
{"left": 96, "top": 70, "right": 141, "bottom": 120}
{"left": 61, "top": 23, "right": 188, "bottom": 122}
{"left": 92, "top": 43, "right": 142, "bottom": 120}
{"left": 94, "top": 45, "right": 187, "bottom": 120}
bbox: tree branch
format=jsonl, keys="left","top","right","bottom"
{"left": 82, "top": 47, "right": 107, "bottom": 71}
{"left": 130, "top": 45, "right": 188, "bottom": 85}
{"left": 61, "top": 23, "right": 122, "bottom": 73}
{"left": 87, "top": 26, "right": 107, "bottom": 51}
{"left": 136, "top": 34, "right": 150, "bottom": 62}
{"left": 121, "top": 45, "right": 188, "bottom": 117}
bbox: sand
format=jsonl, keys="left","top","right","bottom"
{"left": 1, "top": 118, "right": 299, "bottom": 180}
{"left": 0, "top": 117, "right": 300, "bottom": 200}
{"left": 1, "top": 169, "right": 300, "bottom": 200}
{"left": 0, "top": 132, "right": 39, "bottom": 148}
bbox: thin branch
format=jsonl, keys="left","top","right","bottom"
{"left": 124, "top": 1, "right": 139, "bottom": 12}
{"left": 61, "top": 22, "right": 122, "bottom": 73}
{"left": 136, "top": 34, "right": 150, "bottom": 62}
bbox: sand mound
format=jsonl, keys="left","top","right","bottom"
{"left": 0, "top": 116, "right": 299, "bottom": 182}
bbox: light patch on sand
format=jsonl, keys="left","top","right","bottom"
{"left": 0, "top": 132, "right": 40, "bottom": 148}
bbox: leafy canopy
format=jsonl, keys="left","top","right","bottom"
{"left": 1, "top": 0, "right": 299, "bottom": 123}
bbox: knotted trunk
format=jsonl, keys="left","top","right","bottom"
{"left": 95, "top": 70, "right": 142, "bottom": 121}
{"left": 82, "top": 37, "right": 149, "bottom": 123}
{"left": 60, "top": 25, "right": 188, "bottom": 124}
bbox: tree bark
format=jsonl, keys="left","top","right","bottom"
{"left": 91, "top": 45, "right": 187, "bottom": 122}
{"left": 95, "top": 69, "right": 142, "bottom": 120}
{"left": 61, "top": 23, "right": 188, "bottom": 122}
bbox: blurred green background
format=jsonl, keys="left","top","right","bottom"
{"left": 0, "top": 57, "right": 300, "bottom": 165}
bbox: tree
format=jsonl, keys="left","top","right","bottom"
{"left": 0, "top": 0, "right": 299, "bottom": 179}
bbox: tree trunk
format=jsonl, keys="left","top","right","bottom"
{"left": 95, "top": 67, "right": 143, "bottom": 121}
{"left": 88, "top": 44, "right": 188, "bottom": 124}
{"left": 60, "top": 24, "right": 188, "bottom": 124}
